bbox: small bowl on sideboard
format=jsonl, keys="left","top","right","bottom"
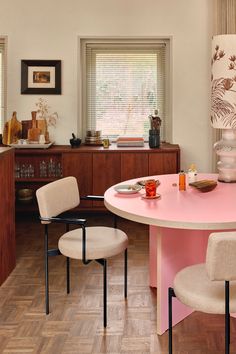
{"left": 17, "top": 188, "right": 34, "bottom": 204}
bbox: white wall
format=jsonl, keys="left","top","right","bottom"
{"left": 0, "top": 0, "right": 213, "bottom": 172}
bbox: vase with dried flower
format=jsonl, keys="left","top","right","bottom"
{"left": 148, "top": 109, "right": 161, "bottom": 148}
{"left": 35, "top": 98, "right": 58, "bottom": 143}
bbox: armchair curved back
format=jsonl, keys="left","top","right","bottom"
{"left": 206, "top": 231, "right": 236, "bottom": 281}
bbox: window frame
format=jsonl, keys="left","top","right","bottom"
{"left": 78, "top": 37, "right": 172, "bottom": 143}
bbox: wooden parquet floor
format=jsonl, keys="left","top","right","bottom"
{"left": 1, "top": 214, "right": 236, "bottom": 353}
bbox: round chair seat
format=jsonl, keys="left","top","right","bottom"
{"left": 58, "top": 226, "right": 128, "bottom": 260}
{"left": 174, "top": 263, "right": 236, "bottom": 314}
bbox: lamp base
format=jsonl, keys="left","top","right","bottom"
{"left": 214, "top": 129, "right": 236, "bottom": 183}
{"left": 218, "top": 174, "right": 236, "bottom": 183}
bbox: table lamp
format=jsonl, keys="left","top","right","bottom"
{"left": 211, "top": 34, "right": 236, "bottom": 182}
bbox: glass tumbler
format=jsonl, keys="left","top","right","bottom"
{"left": 145, "top": 179, "right": 157, "bottom": 197}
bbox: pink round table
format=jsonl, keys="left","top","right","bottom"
{"left": 104, "top": 173, "right": 236, "bottom": 334}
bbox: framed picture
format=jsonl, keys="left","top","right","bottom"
{"left": 21, "top": 60, "right": 61, "bottom": 94}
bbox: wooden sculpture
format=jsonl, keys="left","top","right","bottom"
{"left": 27, "top": 111, "right": 41, "bottom": 142}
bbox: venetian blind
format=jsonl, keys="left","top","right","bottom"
{"left": 85, "top": 42, "right": 166, "bottom": 140}
{"left": 0, "top": 38, "right": 6, "bottom": 134}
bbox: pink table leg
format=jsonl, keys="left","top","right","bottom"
{"left": 149, "top": 226, "right": 210, "bottom": 335}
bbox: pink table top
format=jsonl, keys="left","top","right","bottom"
{"left": 104, "top": 173, "right": 236, "bottom": 230}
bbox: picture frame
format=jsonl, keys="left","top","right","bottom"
{"left": 21, "top": 60, "right": 61, "bottom": 94}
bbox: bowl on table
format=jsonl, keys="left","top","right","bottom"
{"left": 189, "top": 180, "right": 217, "bottom": 193}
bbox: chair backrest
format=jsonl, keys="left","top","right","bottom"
{"left": 206, "top": 231, "right": 236, "bottom": 281}
{"left": 36, "top": 176, "right": 80, "bottom": 223}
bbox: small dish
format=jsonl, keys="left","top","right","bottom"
{"left": 114, "top": 184, "right": 142, "bottom": 194}
{"left": 189, "top": 180, "right": 217, "bottom": 192}
{"left": 141, "top": 193, "right": 161, "bottom": 199}
{"left": 136, "top": 179, "right": 160, "bottom": 188}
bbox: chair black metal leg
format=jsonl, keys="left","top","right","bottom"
{"left": 124, "top": 249, "right": 128, "bottom": 298}
{"left": 66, "top": 224, "right": 70, "bottom": 294}
{"left": 44, "top": 225, "right": 49, "bottom": 315}
{"left": 103, "top": 259, "right": 107, "bottom": 327}
{"left": 168, "top": 287, "right": 176, "bottom": 354}
{"left": 66, "top": 257, "right": 70, "bottom": 294}
{"left": 225, "top": 281, "right": 230, "bottom": 354}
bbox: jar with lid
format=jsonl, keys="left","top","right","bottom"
{"left": 188, "top": 164, "right": 197, "bottom": 184}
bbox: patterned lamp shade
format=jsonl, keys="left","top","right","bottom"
{"left": 211, "top": 34, "right": 236, "bottom": 129}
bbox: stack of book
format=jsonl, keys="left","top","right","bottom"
{"left": 116, "top": 136, "right": 145, "bottom": 147}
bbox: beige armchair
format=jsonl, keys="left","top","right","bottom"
{"left": 168, "top": 231, "right": 236, "bottom": 354}
{"left": 36, "top": 176, "right": 128, "bottom": 327}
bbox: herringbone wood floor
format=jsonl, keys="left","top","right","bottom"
{"left": 0, "top": 214, "right": 236, "bottom": 353}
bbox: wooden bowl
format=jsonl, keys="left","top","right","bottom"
{"left": 189, "top": 180, "right": 217, "bottom": 192}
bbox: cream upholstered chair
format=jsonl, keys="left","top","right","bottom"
{"left": 36, "top": 176, "right": 128, "bottom": 327}
{"left": 168, "top": 231, "right": 236, "bottom": 354}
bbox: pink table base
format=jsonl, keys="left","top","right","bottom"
{"left": 150, "top": 227, "right": 211, "bottom": 334}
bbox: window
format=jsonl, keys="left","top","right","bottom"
{"left": 80, "top": 38, "right": 171, "bottom": 141}
{"left": 0, "top": 37, "right": 6, "bottom": 134}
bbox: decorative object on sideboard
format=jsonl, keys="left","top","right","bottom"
{"left": 2, "top": 111, "right": 22, "bottom": 145}
{"left": 70, "top": 133, "right": 81, "bottom": 148}
{"left": 21, "top": 120, "right": 32, "bottom": 139}
{"left": 211, "top": 34, "right": 236, "bottom": 182}
{"left": 102, "top": 137, "right": 110, "bottom": 148}
{"left": 17, "top": 188, "right": 34, "bottom": 204}
{"left": 27, "top": 111, "right": 41, "bottom": 142}
{"left": 21, "top": 59, "right": 61, "bottom": 95}
{"left": 116, "top": 136, "right": 144, "bottom": 147}
{"left": 10, "top": 142, "right": 53, "bottom": 149}
{"left": 35, "top": 97, "right": 58, "bottom": 143}
{"left": 148, "top": 109, "right": 161, "bottom": 148}
{"left": 85, "top": 130, "right": 103, "bottom": 145}
{"left": 3, "top": 99, "right": 58, "bottom": 148}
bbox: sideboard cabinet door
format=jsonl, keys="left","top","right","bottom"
{"left": 149, "top": 152, "right": 179, "bottom": 175}
{"left": 0, "top": 148, "right": 15, "bottom": 285}
{"left": 93, "top": 153, "right": 121, "bottom": 207}
{"left": 121, "top": 153, "right": 149, "bottom": 181}
{"left": 62, "top": 152, "right": 93, "bottom": 209}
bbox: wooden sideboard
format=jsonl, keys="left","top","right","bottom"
{"left": 0, "top": 147, "right": 15, "bottom": 285}
{"left": 14, "top": 143, "right": 180, "bottom": 212}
